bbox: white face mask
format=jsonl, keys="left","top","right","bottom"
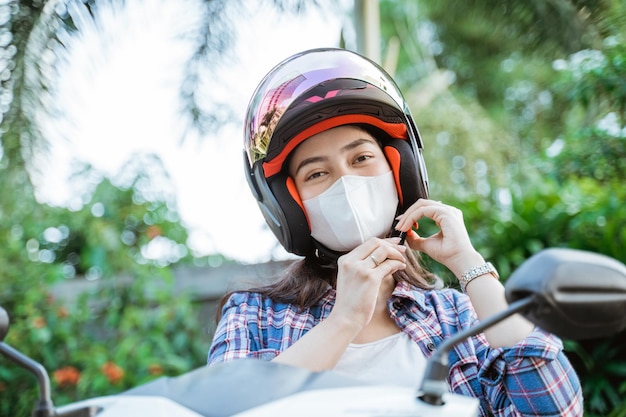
{"left": 303, "top": 171, "right": 399, "bottom": 252}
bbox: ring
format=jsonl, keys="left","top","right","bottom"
{"left": 369, "top": 254, "right": 381, "bottom": 267}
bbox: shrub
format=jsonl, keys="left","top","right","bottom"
{"left": 0, "top": 176, "right": 210, "bottom": 416}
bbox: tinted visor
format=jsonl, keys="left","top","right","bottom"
{"left": 244, "top": 48, "right": 407, "bottom": 168}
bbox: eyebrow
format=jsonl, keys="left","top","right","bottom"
{"left": 292, "top": 137, "right": 376, "bottom": 177}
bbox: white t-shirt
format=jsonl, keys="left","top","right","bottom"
{"left": 333, "top": 332, "right": 427, "bottom": 389}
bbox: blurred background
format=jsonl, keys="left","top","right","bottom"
{"left": 1, "top": 0, "right": 625, "bottom": 415}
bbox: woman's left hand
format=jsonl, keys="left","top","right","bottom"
{"left": 396, "top": 199, "right": 536, "bottom": 347}
{"left": 394, "top": 199, "right": 484, "bottom": 277}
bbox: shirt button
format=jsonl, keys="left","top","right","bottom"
{"left": 427, "top": 342, "right": 436, "bottom": 352}
{"left": 392, "top": 301, "right": 403, "bottom": 310}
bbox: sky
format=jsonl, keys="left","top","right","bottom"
{"left": 33, "top": 0, "right": 352, "bottom": 264}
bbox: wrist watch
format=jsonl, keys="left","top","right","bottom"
{"left": 459, "top": 262, "right": 499, "bottom": 292}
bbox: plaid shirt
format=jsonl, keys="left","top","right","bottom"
{"left": 208, "top": 281, "right": 583, "bottom": 417}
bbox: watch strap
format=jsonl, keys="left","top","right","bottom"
{"left": 459, "top": 262, "right": 499, "bottom": 292}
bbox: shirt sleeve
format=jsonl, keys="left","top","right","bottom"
{"left": 207, "top": 292, "right": 281, "bottom": 366}
{"left": 476, "top": 328, "right": 583, "bottom": 417}
{"left": 448, "top": 325, "right": 583, "bottom": 416}
{"left": 440, "top": 291, "right": 583, "bottom": 417}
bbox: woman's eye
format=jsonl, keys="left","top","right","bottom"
{"left": 354, "top": 154, "right": 372, "bottom": 164}
{"left": 306, "top": 171, "right": 325, "bottom": 181}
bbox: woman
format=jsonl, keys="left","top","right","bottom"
{"left": 207, "top": 48, "right": 582, "bottom": 416}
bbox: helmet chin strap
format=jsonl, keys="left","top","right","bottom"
{"left": 313, "top": 241, "right": 344, "bottom": 269}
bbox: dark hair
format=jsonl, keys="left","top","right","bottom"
{"left": 215, "top": 248, "right": 440, "bottom": 323}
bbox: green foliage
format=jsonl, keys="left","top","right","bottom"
{"left": 380, "top": 1, "right": 626, "bottom": 415}
{"left": 564, "top": 334, "right": 626, "bottom": 417}
{"left": 423, "top": 163, "right": 626, "bottom": 417}
{"left": 2, "top": 271, "right": 209, "bottom": 414}
{"left": 0, "top": 165, "right": 211, "bottom": 416}
{"left": 552, "top": 126, "right": 626, "bottom": 182}
{"left": 559, "top": 43, "right": 626, "bottom": 117}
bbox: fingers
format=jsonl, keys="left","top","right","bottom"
{"left": 338, "top": 237, "right": 407, "bottom": 276}
{"left": 366, "top": 242, "right": 407, "bottom": 275}
{"left": 404, "top": 228, "right": 440, "bottom": 253}
{"left": 394, "top": 199, "right": 459, "bottom": 233}
{"left": 393, "top": 199, "right": 478, "bottom": 268}
{"left": 358, "top": 237, "right": 407, "bottom": 265}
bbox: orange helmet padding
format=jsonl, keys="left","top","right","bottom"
{"left": 285, "top": 176, "right": 308, "bottom": 227}
{"left": 262, "top": 114, "right": 407, "bottom": 178}
{"left": 383, "top": 146, "right": 404, "bottom": 206}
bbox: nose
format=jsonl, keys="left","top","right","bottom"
{"left": 335, "top": 157, "right": 367, "bottom": 178}
{"left": 335, "top": 164, "right": 354, "bottom": 178}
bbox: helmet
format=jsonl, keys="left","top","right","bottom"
{"left": 244, "top": 48, "right": 429, "bottom": 259}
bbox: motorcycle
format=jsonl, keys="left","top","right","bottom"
{"left": 2, "top": 247, "right": 626, "bottom": 416}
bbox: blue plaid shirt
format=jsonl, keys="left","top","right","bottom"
{"left": 208, "top": 281, "right": 583, "bottom": 417}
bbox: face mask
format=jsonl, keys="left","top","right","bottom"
{"left": 303, "top": 171, "right": 399, "bottom": 252}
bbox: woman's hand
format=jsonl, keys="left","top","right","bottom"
{"left": 394, "top": 199, "right": 484, "bottom": 277}
{"left": 330, "top": 237, "right": 407, "bottom": 332}
{"left": 272, "top": 237, "right": 406, "bottom": 371}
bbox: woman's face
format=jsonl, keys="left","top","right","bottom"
{"left": 288, "top": 125, "right": 392, "bottom": 201}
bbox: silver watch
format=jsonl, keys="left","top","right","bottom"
{"left": 459, "top": 262, "right": 499, "bottom": 292}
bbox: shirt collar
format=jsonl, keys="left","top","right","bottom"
{"left": 391, "top": 281, "right": 429, "bottom": 311}
{"left": 318, "top": 280, "right": 430, "bottom": 311}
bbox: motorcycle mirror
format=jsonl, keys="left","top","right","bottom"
{"left": 419, "top": 247, "right": 626, "bottom": 406}
{"left": 505, "top": 247, "right": 626, "bottom": 340}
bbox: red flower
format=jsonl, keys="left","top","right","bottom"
{"left": 32, "top": 316, "right": 46, "bottom": 329}
{"left": 148, "top": 364, "right": 163, "bottom": 375}
{"left": 100, "top": 361, "right": 125, "bottom": 384}
{"left": 57, "top": 306, "right": 69, "bottom": 318}
{"left": 53, "top": 366, "right": 81, "bottom": 388}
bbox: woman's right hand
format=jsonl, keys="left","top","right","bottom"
{"left": 271, "top": 237, "right": 406, "bottom": 372}
{"left": 330, "top": 237, "right": 407, "bottom": 333}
